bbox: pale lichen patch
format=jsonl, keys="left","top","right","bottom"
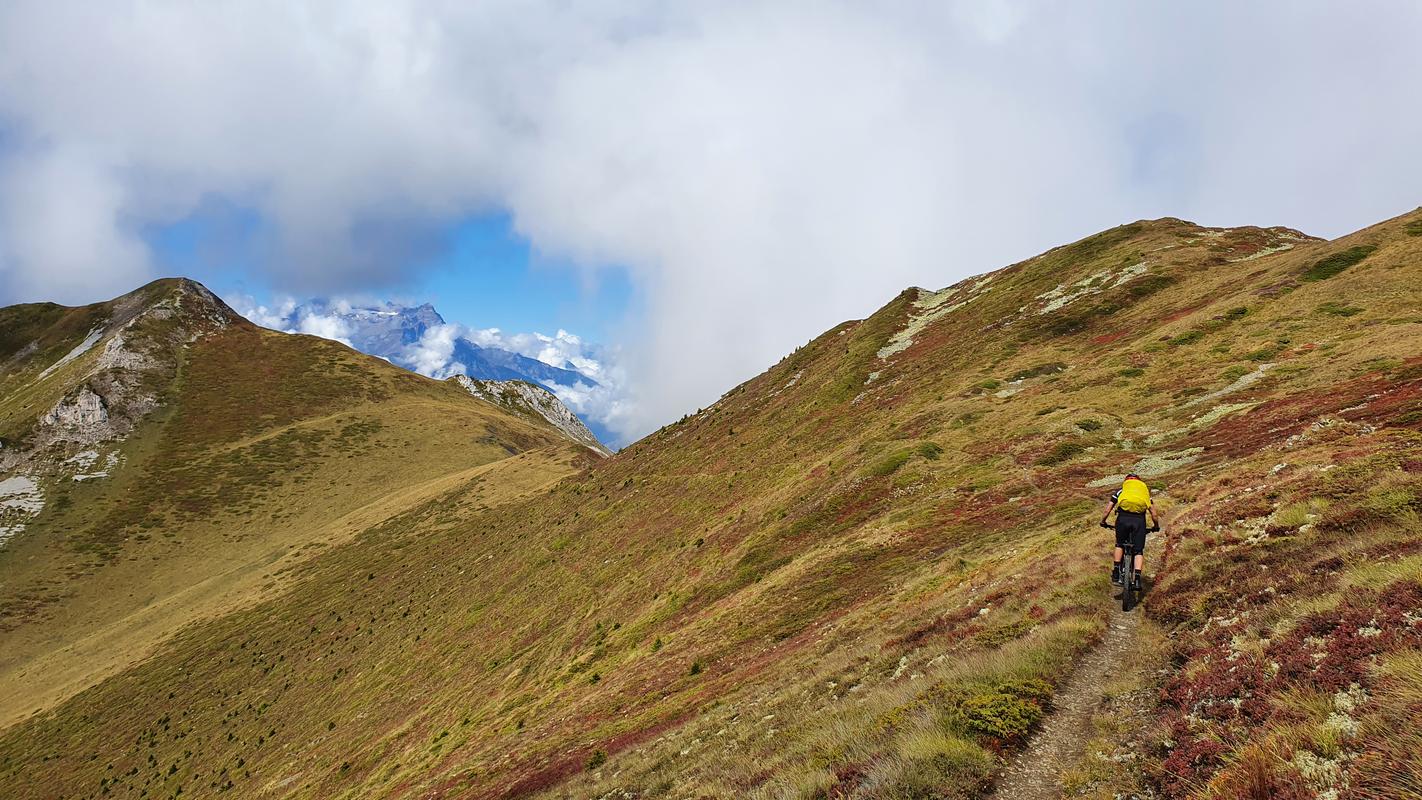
{"left": 1184, "top": 364, "right": 1273, "bottom": 408}
{"left": 1034, "top": 261, "right": 1147, "bottom": 315}
{"left": 1227, "top": 242, "right": 1295, "bottom": 263}
{"left": 1141, "top": 401, "right": 1257, "bottom": 447}
{"left": 877, "top": 274, "right": 995, "bottom": 361}
{"left": 1087, "top": 448, "right": 1204, "bottom": 487}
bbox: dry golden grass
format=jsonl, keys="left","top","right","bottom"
{"left": 4, "top": 212, "right": 1422, "bottom": 798}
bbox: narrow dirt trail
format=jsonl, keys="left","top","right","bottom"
{"left": 989, "top": 608, "right": 1142, "bottom": 799}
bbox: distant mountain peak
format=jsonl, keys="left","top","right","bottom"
{"left": 243, "top": 298, "right": 615, "bottom": 449}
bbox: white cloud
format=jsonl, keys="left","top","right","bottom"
{"left": 236, "top": 298, "right": 299, "bottom": 331}
{"left": 231, "top": 294, "right": 634, "bottom": 443}
{"left": 292, "top": 312, "right": 355, "bottom": 347}
{"left": 231, "top": 296, "right": 356, "bottom": 346}
{"left": 468, "top": 328, "right": 604, "bottom": 377}
{"left": 2, "top": 1, "right": 1420, "bottom": 440}
{"left": 419, "top": 322, "right": 633, "bottom": 441}
{"left": 0, "top": 148, "right": 150, "bottom": 303}
{"left": 406, "top": 323, "right": 465, "bottom": 378}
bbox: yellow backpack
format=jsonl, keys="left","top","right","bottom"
{"left": 1117, "top": 477, "right": 1152, "bottom": 513}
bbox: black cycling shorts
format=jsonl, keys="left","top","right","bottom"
{"left": 1115, "top": 511, "right": 1148, "bottom": 552}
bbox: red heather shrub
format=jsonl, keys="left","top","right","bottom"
{"left": 1154, "top": 576, "right": 1422, "bottom": 797}
{"left": 1161, "top": 644, "right": 1274, "bottom": 726}
{"left": 1267, "top": 580, "right": 1422, "bottom": 691}
{"left": 1158, "top": 729, "right": 1229, "bottom": 799}
{"left": 827, "top": 761, "right": 871, "bottom": 796}
{"left": 886, "top": 604, "right": 978, "bottom": 650}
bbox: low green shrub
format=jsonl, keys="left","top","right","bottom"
{"left": 958, "top": 692, "right": 1044, "bottom": 741}
{"left": 1123, "top": 273, "right": 1176, "bottom": 299}
{"left": 1316, "top": 301, "right": 1363, "bottom": 317}
{"left": 1221, "top": 365, "right": 1250, "bottom": 380}
{"left": 867, "top": 450, "right": 912, "bottom": 477}
{"left": 1302, "top": 245, "right": 1376, "bottom": 281}
{"left": 1037, "top": 441, "right": 1085, "bottom": 466}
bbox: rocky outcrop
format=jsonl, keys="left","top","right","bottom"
{"left": 42, "top": 387, "right": 109, "bottom": 428}
{"left": 453, "top": 375, "right": 610, "bottom": 455}
{"left": 8, "top": 278, "right": 242, "bottom": 472}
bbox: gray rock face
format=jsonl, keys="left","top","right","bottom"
{"left": 453, "top": 376, "right": 610, "bottom": 456}
{"left": 42, "top": 388, "right": 109, "bottom": 427}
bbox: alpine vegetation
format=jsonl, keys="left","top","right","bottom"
{"left": 3, "top": 209, "right": 1422, "bottom": 798}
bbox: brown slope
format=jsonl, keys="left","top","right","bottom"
{"left": 0, "top": 210, "right": 1419, "bottom": 799}
{"left": 0, "top": 279, "right": 595, "bottom": 730}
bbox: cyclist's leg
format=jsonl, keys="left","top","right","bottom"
{"left": 1131, "top": 522, "right": 1147, "bottom": 572}
{"left": 1113, "top": 520, "right": 1128, "bottom": 565}
{"left": 1111, "top": 521, "right": 1128, "bottom": 583}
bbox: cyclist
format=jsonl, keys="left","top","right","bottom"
{"left": 1099, "top": 472, "right": 1160, "bottom": 587}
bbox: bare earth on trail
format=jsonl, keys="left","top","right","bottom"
{"left": 992, "top": 607, "right": 1143, "bottom": 799}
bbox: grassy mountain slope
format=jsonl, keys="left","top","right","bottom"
{"left": 0, "top": 280, "right": 596, "bottom": 730}
{"left": 4, "top": 211, "right": 1422, "bottom": 799}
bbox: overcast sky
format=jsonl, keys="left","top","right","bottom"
{"left": 1, "top": 1, "right": 1419, "bottom": 442}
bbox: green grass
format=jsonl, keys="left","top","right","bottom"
{"left": 0, "top": 303, "right": 586, "bottom": 734}
{"left": 1302, "top": 244, "right": 1377, "bottom": 281}
{"left": 1008, "top": 362, "right": 1066, "bottom": 381}
{"left": 6, "top": 213, "right": 1422, "bottom": 800}
{"left": 1036, "top": 440, "right": 1086, "bottom": 466}
{"left": 1316, "top": 301, "right": 1363, "bottom": 317}
{"left": 867, "top": 449, "right": 913, "bottom": 476}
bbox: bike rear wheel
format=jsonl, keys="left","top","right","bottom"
{"left": 1121, "top": 547, "right": 1135, "bottom": 612}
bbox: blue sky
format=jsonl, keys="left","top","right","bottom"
{"left": 144, "top": 206, "right": 635, "bottom": 343}
{"left": 410, "top": 216, "right": 635, "bottom": 342}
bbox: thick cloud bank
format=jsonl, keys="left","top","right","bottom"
{"left": 1, "top": 2, "right": 1420, "bottom": 441}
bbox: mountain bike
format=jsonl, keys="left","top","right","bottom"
{"left": 1103, "top": 521, "right": 1158, "bottom": 612}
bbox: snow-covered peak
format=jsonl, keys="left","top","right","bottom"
{"left": 234, "top": 297, "right": 620, "bottom": 449}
